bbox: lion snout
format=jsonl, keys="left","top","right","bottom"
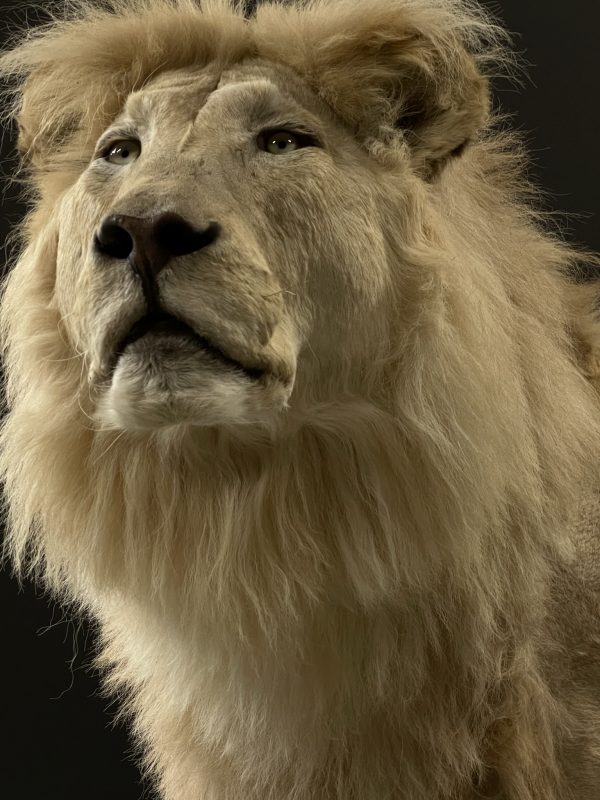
{"left": 94, "top": 212, "right": 222, "bottom": 304}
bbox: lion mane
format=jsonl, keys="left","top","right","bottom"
{"left": 1, "top": 1, "right": 600, "bottom": 798}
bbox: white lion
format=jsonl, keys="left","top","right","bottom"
{"left": 1, "top": 1, "right": 600, "bottom": 798}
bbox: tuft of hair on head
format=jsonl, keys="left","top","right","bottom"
{"left": 0, "top": 0, "right": 516, "bottom": 189}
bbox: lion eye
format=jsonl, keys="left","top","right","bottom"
{"left": 263, "top": 131, "right": 299, "bottom": 155}
{"left": 257, "top": 129, "right": 319, "bottom": 155}
{"left": 105, "top": 139, "right": 141, "bottom": 165}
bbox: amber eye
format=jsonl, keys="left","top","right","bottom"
{"left": 104, "top": 139, "right": 141, "bottom": 165}
{"left": 257, "top": 129, "right": 319, "bottom": 155}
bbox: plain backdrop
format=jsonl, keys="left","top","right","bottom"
{"left": 1, "top": 1, "right": 599, "bottom": 798}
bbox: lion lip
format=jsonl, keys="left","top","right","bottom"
{"left": 113, "top": 311, "right": 267, "bottom": 381}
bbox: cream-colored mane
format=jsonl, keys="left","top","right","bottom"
{"left": 2, "top": 1, "right": 600, "bottom": 798}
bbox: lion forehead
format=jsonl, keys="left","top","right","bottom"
{"left": 119, "top": 60, "right": 331, "bottom": 136}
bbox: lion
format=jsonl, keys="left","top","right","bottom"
{"left": 1, "top": 0, "right": 600, "bottom": 797}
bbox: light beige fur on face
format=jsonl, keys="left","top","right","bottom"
{"left": 59, "top": 58, "right": 392, "bottom": 431}
{"left": 2, "top": 1, "right": 600, "bottom": 799}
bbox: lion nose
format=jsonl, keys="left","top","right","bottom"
{"left": 94, "top": 212, "right": 221, "bottom": 280}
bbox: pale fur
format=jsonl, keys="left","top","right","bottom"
{"left": 1, "top": 1, "right": 600, "bottom": 798}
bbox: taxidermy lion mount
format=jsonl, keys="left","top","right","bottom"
{"left": 1, "top": 0, "right": 600, "bottom": 797}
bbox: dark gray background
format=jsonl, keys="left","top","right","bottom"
{"left": 1, "top": 1, "right": 599, "bottom": 798}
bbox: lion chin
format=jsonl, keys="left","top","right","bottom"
{"left": 2, "top": 1, "right": 600, "bottom": 800}
{"left": 97, "top": 332, "right": 289, "bottom": 430}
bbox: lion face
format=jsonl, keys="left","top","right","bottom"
{"left": 52, "top": 59, "right": 392, "bottom": 431}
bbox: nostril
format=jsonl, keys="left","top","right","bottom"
{"left": 155, "top": 216, "right": 221, "bottom": 257}
{"left": 95, "top": 221, "right": 134, "bottom": 260}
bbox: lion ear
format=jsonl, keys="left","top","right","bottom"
{"left": 14, "top": 73, "right": 82, "bottom": 167}
{"left": 388, "top": 38, "right": 490, "bottom": 176}
{"left": 314, "top": 27, "right": 491, "bottom": 177}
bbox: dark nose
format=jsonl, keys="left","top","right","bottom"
{"left": 94, "top": 212, "right": 221, "bottom": 281}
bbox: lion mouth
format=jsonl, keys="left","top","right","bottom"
{"left": 113, "top": 311, "right": 266, "bottom": 381}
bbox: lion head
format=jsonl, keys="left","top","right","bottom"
{"left": 0, "top": 0, "right": 496, "bottom": 435}
{"left": 2, "top": 2, "right": 600, "bottom": 799}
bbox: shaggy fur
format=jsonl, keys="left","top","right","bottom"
{"left": 2, "top": 1, "right": 600, "bottom": 798}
